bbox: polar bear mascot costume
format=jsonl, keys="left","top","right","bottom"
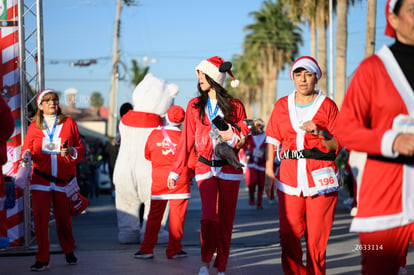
{"left": 113, "top": 74, "right": 179, "bottom": 244}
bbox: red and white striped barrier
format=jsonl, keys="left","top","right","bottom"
{"left": 1, "top": 0, "right": 24, "bottom": 247}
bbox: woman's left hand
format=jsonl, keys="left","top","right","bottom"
{"left": 217, "top": 125, "right": 234, "bottom": 141}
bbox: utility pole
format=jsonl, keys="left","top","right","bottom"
{"left": 108, "top": 0, "right": 123, "bottom": 138}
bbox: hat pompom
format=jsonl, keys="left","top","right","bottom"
{"left": 231, "top": 79, "right": 240, "bottom": 88}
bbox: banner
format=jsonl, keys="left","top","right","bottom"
{"left": 0, "top": 0, "right": 24, "bottom": 246}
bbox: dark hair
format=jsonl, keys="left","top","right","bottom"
{"left": 192, "top": 74, "right": 237, "bottom": 126}
{"left": 119, "top": 102, "right": 133, "bottom": 118}
{"left": 393, "top": 0, "right": 403, "bottom": 14}
{"left": 34, "top": 92, "right": 66, "bottom": 129}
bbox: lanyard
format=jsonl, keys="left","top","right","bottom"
{"left": 207, "top": 98, "right": 219, "bottom": 128}
{"left": 43, "top": 115, "right": 58, "bottom": 141}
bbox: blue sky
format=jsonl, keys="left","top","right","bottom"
{"left": 43, "top": 0, "right": 394, "bottom": 111}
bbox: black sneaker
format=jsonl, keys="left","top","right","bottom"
{"left": 134, "top": 251, "right": 154, "bottom": 259}
{"left": 65, "top": 252, "right": 77, "bottom": 265}
{"left": 31, "top": 261, "right": 49, "bottom": 271}
{"left": 168, "top": 250, "right": 188, "bottom": 259}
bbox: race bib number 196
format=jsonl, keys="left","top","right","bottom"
{"left": 311, "top": 167, "right": 339, "bottom": 195}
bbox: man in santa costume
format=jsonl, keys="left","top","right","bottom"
{"left": 113, "top": 74, "right": 178, "bottom": 244}
{"left": 135, "top": 105, "right": 195, "bottom": 259}
{"left": 336, "top": 0, "right": 414, "bottom": 274}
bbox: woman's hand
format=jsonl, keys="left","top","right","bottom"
{"left": 393, "top": 133, "right": 414, "bottom": 156}
{"left": 61, "top": 146, "right": 75, "bottom": 158}
{"left": 167, "top": 177, "right": 177, "bottom": 189}
{"left": 217, "top": 125, "right": 234, "bottom": 141}
{"left": 300, "top": 121, "right": 321, "bottom": 136}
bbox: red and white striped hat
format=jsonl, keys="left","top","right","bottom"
{"left": 385, "top": 0, "right": 398, "bottom": 38}
{"left": 37, "top": 89, "right": 56, "bottom": 106}
{"left": 290, "top": 56, "right": 322, "bottom": 81}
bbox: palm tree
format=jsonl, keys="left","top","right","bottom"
{"left": 243, "top": 0, "right": 302, "bottom": 121}
{"left": 335, "top": 0, "right": 349, "bottom": 108}
{"left": 365, "top": 0, "right": 377, "bottom": 57}
{"left": 90, "top": 91, "right": 104, "bottom": 116}
{"left": 130, "top": 59, "right": 150, "bottom": 87}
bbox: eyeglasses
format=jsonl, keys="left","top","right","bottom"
{"left": 42, "top": 98, "right": 59, "bottom": 103}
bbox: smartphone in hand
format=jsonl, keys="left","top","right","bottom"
{"left": 212, "top": 116, "right": 229, "bottom": 131}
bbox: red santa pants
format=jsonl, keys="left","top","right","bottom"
{"left": 32, "top": 189, "right": 75, "bottom": 262}
{"left": 246, "top": 167, "right": 265, "bottom": 206}
{"left": 359, "top": 223, "right": 414, "bottom": 275}
{"left": 139, "top": 198, "right": 189, "bottom": 258}
{"left": 277, "top": 190, "right": 338, "bottom": 275}
{"left": 198, "top": 177, "right": 240, "bottom": 273}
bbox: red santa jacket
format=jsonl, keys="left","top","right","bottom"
{"left": 336, "top": 45, "right": 414, "bottom": 232}
{"left": 244, "top": 133, "right": 266, "bottom": 172}
{"left": 266, "top": 91, "right": 341, "bottom": 197}
{"left": 22, "top": 117, "right": 85, "bottom": 190}
{"left": 145, "top": 126, "right": 191, "bottom": 200}
{"left": 171, "top": 97, "right": 248, "bottom": 182}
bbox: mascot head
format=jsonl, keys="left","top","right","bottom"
{"left": 132, "top": 74, "right": 179, "bottom": 116}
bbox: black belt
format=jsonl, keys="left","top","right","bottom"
{"left": 280, "top": 148, "right": 336, "bottom": 161}
{"left": 368, "top": 155, "right": 414, "bottom": 164}
{"left": 198, "top": 155, "right": 228, "bottom": 167}
{"left": 33, "top": 167, "right": 73, "bottom": 184}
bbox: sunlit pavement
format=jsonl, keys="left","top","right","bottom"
{"left": 0, "top": 182, "right": 413, "bottom": 274}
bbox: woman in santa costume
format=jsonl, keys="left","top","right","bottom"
{"left": 243, "top": 118, "right": 267, "bottom": 209}
{"left": 20, "top": 89, "right": 85, "bottom": 271}
{"left": 135, "top": 105, "right": 194, "bottom": 260}
{"left": 336, "top": 0, "right": 414, "bottom": 274}
{"left": 265, "top": 56, "right": 341, "bottom": 275}
{"left": 168, "top": 56, "right": 249, "bottom": 275}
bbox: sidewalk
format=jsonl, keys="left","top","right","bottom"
{"left": 0, "top": 183, "right": 413, "bottom": 274}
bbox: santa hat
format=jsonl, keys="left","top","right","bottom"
{"left": 290, "top": 56, "right": 322, "bottom": 81}
{"left": 166, "top": 105, "right": 185, "bottom": 126}
{"left": 385, "top": 0, "right": 398, "bottom": 38}
{"left": 37, "top": 89, "right": 56, "bottom": 106}
{"left": 195, "top": 56, "right": 240, "bottom": 88}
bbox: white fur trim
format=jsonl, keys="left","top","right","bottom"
{"left": 195, "top": 60, "right": 226, "bottom": 86}
{"left": 388, "top": 0, "right": 398, "bottom": 13}
{"left": 151, "top": 193, "right": 191, "bottom": 200}
{"left": 381, "top": 129, "right": 400, "bottom": 158}
{"left": 231, "top": 79, "right": 240, "bottom": 88}
{"left": 290, "top": 58, "right": 322, "bottom": 81}
{"left": 37, "top": 89, "right": 55, "bottom": 106}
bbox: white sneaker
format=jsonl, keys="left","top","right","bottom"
{"left": 198, "top": 266, "right": 209, "bottom": 275}
{"left": 217, "top": 272, "right": 225, "bottom": 275}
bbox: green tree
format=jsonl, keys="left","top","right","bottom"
{"left": 130, "top": 59, "right": 149, "bottom": 87}
{"left": 90, "top": 91, "right": 104, "bottom": 116}
{"left": 243, "top": 0, "right": 302, "bottom": 121}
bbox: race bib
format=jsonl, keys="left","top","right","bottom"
{"left": 42, "top": 137, "right": 61, "bottom": 155}
{"left": 393, "top": 114, "right": 414, "bottom": 134}
{"left": 311, "top": 167, "right": 339, "bottom": 195}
